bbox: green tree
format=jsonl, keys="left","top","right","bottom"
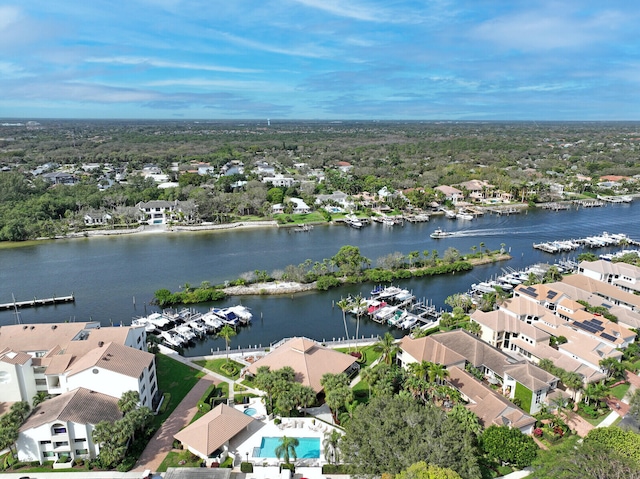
{"left": 32, "top": 391, "right": 51, "bottom": 407}
{"left": 480, "top": 425, "right": 538, "bottom": 468}
{"left": 374, "top": 332, "right": 399, "bottom": 365}
{"left": 585, "top": 426, "right": 640, "bottom": 462}
{"left": 321, "top": 372, "right": 353, "bottom": 423}
{"left": 336, "top": 297, "right": 352, "bottom": 343}
{"left": 340, "top": 395, "right": 481, "bottom": 479}
{"left": 332, "top": 245, "right": 370, "bottom": 276}
{"left": 529, "top": 439, "right": 640, "bottom": 479}
{"left": 275, "top": 435, "right": 299, "bottom": 465}
{"left": 323, "top": 429, "right": 342, "bottom": 464}
{"left": 117, "top": 390, "right": 140, "bottom": 415}
{"left": 396, "top": 462, "right": 462, "bottom": 479}
{"left": 217, "top": 324, "right": 237, "bottom": 363}
{"left": 448, "top": 404, "right": 482, "bottom": 437}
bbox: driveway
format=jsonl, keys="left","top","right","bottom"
{"left": 133, "top": 376, "right": 216, "bottom": 472}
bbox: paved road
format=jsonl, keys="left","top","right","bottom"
{"left": 133, "top": 376, "right": 215, "bottom": 472}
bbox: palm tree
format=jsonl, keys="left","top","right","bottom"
{"left": 32, "top": 391, "right": 51, "bottom": 408}
{"left": 359, "top": 367, "right": 377, "bottom": 398}
{"left": 275, "top": 435, "right": 299, "bottom": 465}
{"left": 352, "top": 293, "right": 367, "bottom": 342}
{"left": 408, "top": 360, "right": 431, "bottom": 381}
{"left": 217, "top": 324, "right": 237, "bottom": 363}
{"left": 117, "top": 390, "right": 140, "bottom": 415}
{"left": 374, "top": 332, "right": 399, "bottom": 365}
{"left": 323, "top": 429, "right": 342, "bottom": 465}
{"left": 427, "top": 363, "right": 450, "bottom": 384}
{"left": 336, "top": 297, "right": 352, "bottom": 343}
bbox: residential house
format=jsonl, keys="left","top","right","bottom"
{"left": 434, "top": 185, "right": 464, "bottom": 204}
{"left": 457, "top": 180, "right": 494, "bottom": 202}
{"left": 174, "top": 404, "right": 255, "bottom": 466}
{"left": 83, "top": 211, "right": 112, "bottom": 226}
{"left": 398, "top": 330, "right": 557, "bottom": 415}
{"left": 136, "top": 200, "right": 198, "bottom": 225}
{"left": 0, "top": 322, "right": 158, "bottom": 410}
{"left": 578, "top": 259, "right": 640, "bottom": 295}
{"left": 244, "top": 337, "right": 359, "bottom": 394}
{"left": 561, "top": 274, "right": 640, "bottom": 312}
{"left": 16, "top": 387, "right": 122, "bottom": 464}
{"left": 262, "top": 174, "right": 295, "bottom": 188}
{"left": 336, "top": 161, "right": 353, "bottom": 173}
{"left": 42, "top": 172, "right": 78, "bottom": 185}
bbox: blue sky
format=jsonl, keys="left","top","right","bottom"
{"left": 1, "top": 1, "right": 638, "bottom": 120}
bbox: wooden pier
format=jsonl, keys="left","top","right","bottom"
{"left": 0, "top": 294, "right": 75, "bottom": 310}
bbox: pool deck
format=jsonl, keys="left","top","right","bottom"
{"left": 231, "top": 400, "right": 339, "bottom": 472}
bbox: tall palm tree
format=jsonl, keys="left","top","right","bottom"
{"left": 352, "top": 293, "right": 367, "bottom": 342}
{"left": 275, "top": 435, "right": 299, "bottom": 465}
{"left": 427, "top": 363, "right": 450, "bottom": 384}
{"left": 336, "top": 297, "right": 352, "bottom": 343}
{"left": 374, "top": 332, "right": 399, "bottom": 365}
{"left": 408, "top": 360, "right": 432, "bottom": 381}
{"left": 323, "top": 429, "right": 342, "bottom": 465}
{"left": 217, "top": 324, "right": 237, "bottom": 363}
{"left": 117, "top": 390, "right": 140, "bottom": 415}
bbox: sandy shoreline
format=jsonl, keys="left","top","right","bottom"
{"left": 223, "top": 281, "right": 317, "bottom": 296}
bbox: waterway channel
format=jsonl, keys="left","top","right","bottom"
{"left": 1, "top": 202, "right": 639, "bottom": 356}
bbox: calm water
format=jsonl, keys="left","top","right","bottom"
{"left": 1, "top": 203, "right": 639, "bottom": 356}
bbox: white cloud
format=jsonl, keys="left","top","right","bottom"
{"left": 0, "top": 5, "right": 21, "bottom": 31}
{"left": 85, "top": 56, "right": 261, "bottom": 73}
{"left": 472, "top": 7, "right": 626, "bottom": 52}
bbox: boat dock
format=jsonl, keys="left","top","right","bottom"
{"left": 533, "top": 232, "right": 638, "bottom": 253}
{"left": 0, "top": 294, "right": 75, "bottom": 310}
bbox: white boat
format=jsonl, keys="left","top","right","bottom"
{"left": 444, "top": 210, "right": 457, "bottom": 219}
{"left": 382, "top": 217, "right": 395, "bottom": 226}
{"left": 224, "top": 305, "right": 253, "bottom": 324}
{"left": 188, "top": 319, "right": 209, "bottom": 336}
{"left": 456, "top": 212, "right": 473, "bottom": 220}
{"left": 131, "top": 317, "right": 157, "bottom": 334}
{"left": 430, "top": 228, "right": 451, "bottom": 239}
{"left": 211, "top": 308, "right": 241, "bottom": 327}
{"left": 201, "top": 311, "right": 224, "bottom": 330}
{"left": 400, "top": 316, "right": 419, "bottom": 330}
{"left": 174, "top": 325, "right": 197, "bottom": 343}
{"left": 160, "top": 330, "right": 185, "bottom": 348}
{"left": 344, "top": 214, "right": 363, "bottom": 229}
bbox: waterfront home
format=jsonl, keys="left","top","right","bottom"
{"left": 471, "top": 298, "right": 606, "bottom": 386}
{"left": 457, "top": 179, "right": 494, "bottom": 202}
{"left": 136, "top": 199, "right": 198, "bottom": 225}
{"left": 578, "top": 259, "right": 640, "bottom": 295}
{"left": 16, "top": 387, "right": 121, "bottom": 465}
{"left": 244, "top": 337, "right": 359, "bottom": 394}
{"left": 398, "top": 330, "right": 558, "bottom": 415}
{"left": 174, "top": 403, "right": 255, "bottom": 467}
{"left": 83, "top": 210, "right": 112, "bottom": 226}
{"left": 262, "top": 174, "right": 296, "bottom": 187}
{"left": 435, "top": 185, "right": 464, "bottom": 204}
{"left": 561, "top": 274, "right": 640, "bottom": 312}
{"left": 0, "top": 322, "right": 158, "bottom": 410}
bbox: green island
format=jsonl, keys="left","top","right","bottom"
{"left": 153, "top": 244, "right": 510, "bottom": 306}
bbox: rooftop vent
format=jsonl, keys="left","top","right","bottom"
{"left": 30, "top": 325, "right": 35, "bottom": 330}
{"left": 51, "top": 325, "right": 57, "bottom": 330}
{"left": 23, "top": 325, "right": 27, "bottom": 329}
{"left": 98, "top": 341, "right": 104, "bottom": 347}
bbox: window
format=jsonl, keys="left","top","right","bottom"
{"left": 141, "top": 384, "right": 146, "bottom": 394}
{"left": 74, "top": 438, "right": 86, "bottom": 443}
{"left": 53, "top": 426, "right": 67, "bottom": 434}
{"left": 40, "top": 440, "right": 52, "bottom": 445}
{"left": 149, "top": 370, "right": 155, "bottom": 382}
{"left": 43, "top": 451, "right": 56, "bottom": 458}
{"left": 75, "top": 449, "right": 89, "bottom": 455}
{"left": 35, "top": 379, "right": 47, "bottom": 386}
{"left": 535, "top": 390, "right": 543, "bottom": 404}
{"left": 150, "top": 383, "right": 156, "bottom": 395}
{"left": 34, "top": 366, "right": 47, "bottom": 374}
{"left": 54, "top": 441, "right": 69, "bottom": 447}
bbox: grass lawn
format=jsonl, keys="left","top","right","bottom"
{"left": 335, "top": 345, "right": 382, "bottom": 368}
{"left": 153, "top": 353, "right": 206, "bottom": 430}
{"left": 610, "top": 383, "right": 630, "bottom": 400}
{"left": 157, "top": 449, "right": 203, "bottom": 472}
{"left": 194, "top": 358, "right": 243, "bottom": 380}
{"left": 273, "top": 212, "right": 327, "bottom": 224}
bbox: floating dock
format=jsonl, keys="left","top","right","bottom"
{"left": 0, "top": 294, "right": 75, "bottom": 310}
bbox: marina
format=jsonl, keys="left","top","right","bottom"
{"left": 533, "top": 231, "right": 637, "bottom": 253}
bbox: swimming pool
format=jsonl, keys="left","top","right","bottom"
{"left": 244, "top": 407, "right": 257, "bottom": 416}
{"left": 254, "top": 436, "right": 320, "bottom": 459}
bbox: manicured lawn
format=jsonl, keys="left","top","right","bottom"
{"left": 194, "top": 358, "right": 243, "bottom": 380}
{"left": 610, "top": 383, "right": 630, "bottom": 400}
{"left": 273, "top": 212, "right": 327, "bottom": 224}
{"left": 153, "top": 353, "right": 206, "bottom": 429}
{"left": 335, "top": 345, "right": 382, "bottom": 368}
{"left": 157, "top": 449, "right": 203, "bottom": 472}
